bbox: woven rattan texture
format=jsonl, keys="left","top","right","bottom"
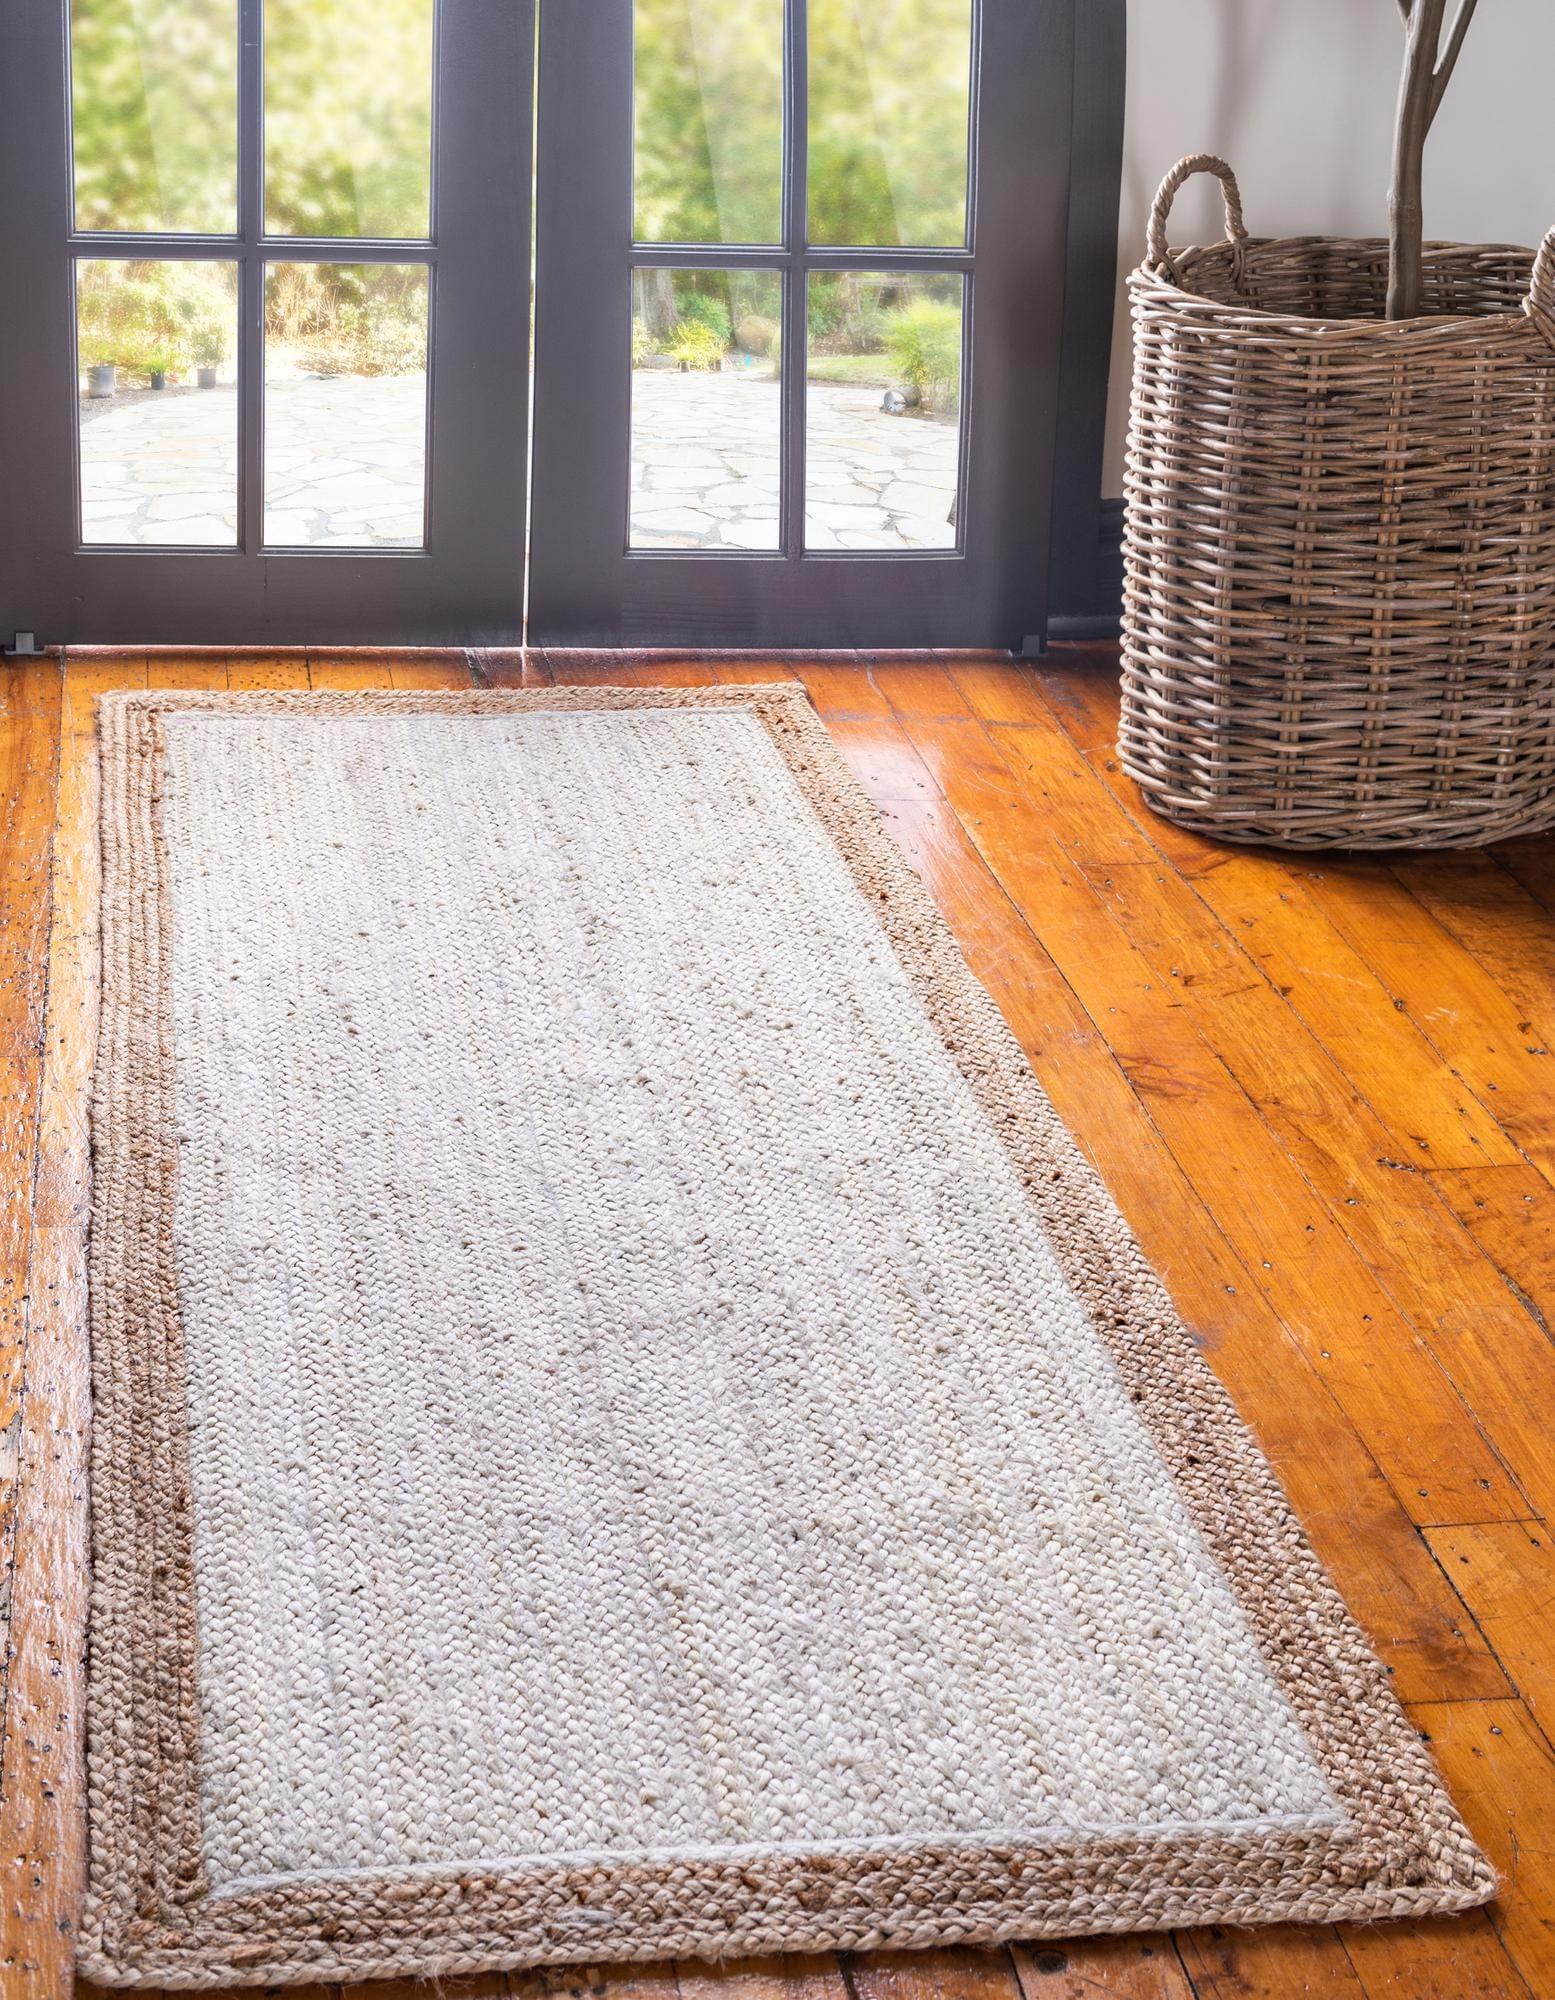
{"left": 84, "top": 687, "right": 1493, "bottom": 1988}
{"left": 1121, "top": 155, "right": 1555, "bottom": 850}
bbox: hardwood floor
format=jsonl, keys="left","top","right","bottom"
{"left": 2, "top": 645, "right": 1552, "bottom": 1999}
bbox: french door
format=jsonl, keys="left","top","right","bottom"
{"left": 0, "top": 0, "right": 531, "bottom": 646}
{"left": 529, "top": 0, "right": 1074, "bottom": 650}
{"left": 0, "top": 0, "right": 1092, "bottom": 650}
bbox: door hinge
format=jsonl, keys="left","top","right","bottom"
{"left": 3, "top": 631, "right": 48, "bottom": 657}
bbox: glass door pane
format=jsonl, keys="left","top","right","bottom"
{"left": 70, "top": 0, "right": 239, "bottom": 233}
{"left": 264, "top": 0, "right": 436, "bottom": 238}
{"left": 633, "top": 0, "right": 785, "bottom": 245}
{"left": 630, "top": 269, "right": 782, "bottom": 549}
{"left": 77, "top": 258, "right": 239, "bottom": 545}
{"left": 807, "top": 0, "right": 973, "bottom": 247}
{"left": 805, "top": 272, "right": 963, "bottom": 550}
{"left": 263, "top": 263, "right": 430, "bottom": 548}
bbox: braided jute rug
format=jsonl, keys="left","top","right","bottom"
{"left": 84, "top": 685, "right": 1493, "bottom": 1988}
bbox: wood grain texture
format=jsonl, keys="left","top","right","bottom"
{"left": 3, "top": 658, "right": 99, "bottom": 1996}
{"left": 1, "top": 645, "right": 1547, "bottom": 1999}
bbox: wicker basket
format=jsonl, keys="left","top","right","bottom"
{"left": 1119, "top": 154, "right": 1555, "bottom": 850}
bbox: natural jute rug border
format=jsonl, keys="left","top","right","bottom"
{"left": 84, "top": 685, "right": 1493, "bottom": 1989}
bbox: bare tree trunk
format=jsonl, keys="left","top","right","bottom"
{"left": 1387, "top": 0, "right": 1479, "bottom": 320}
{"left": 633, "top": 267, "right": 678, "bottom": 342}
{"left": 1389, "top": 0, "right": 1443, "bottom": 319}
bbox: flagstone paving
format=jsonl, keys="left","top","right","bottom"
{"left": 77, "top": 366, "right": 959, "bottom": 550}
{"left": 629, "top": 369, "right": 960, "bottom": 551}
{"left": 78, "top": 374, "right": 429, "bottom": 549}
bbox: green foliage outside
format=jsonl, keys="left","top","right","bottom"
{"left": 674, "top": 293, "right": 734, "bottom": 346}
{"left": 632, "top": 269, "right": 781, "bottom": 377}
{"left": 634, "top": 272, "right": 960, "bottom": 415}
{"left": 633, "top": 0, "right": 784, "bottom": 245}
{"left": 806, "top": 0, "right": 971, "bottom": 248}
{"left": 882, "top": 299, "right": 963, "bottom": 413}
{"left": 71, "top": 0, "right": 431, "bottom": 381}
{"left": 628, "top": 0, "right": 970, "bottom": 412}
{"left": 71, "top": 0, "right": 237, "bottom": 234}
{"left": 664, "top": 321, "right": 729, "bottom": 372}
{"left": 734, "top": 314, "right": 779, "bottom": 358}
{"left": 633, "top": 0, "right": 970, "bottom": 251}
{"left": 261, "top": 0, "right": 433, "bottom": 240}
{"left": 265, "top": 264, "right": 429, "bottom": 378}
{"left": 77, "top": 260, "right": 234, "bottom": 381}
{"left": 804, "top": 273, "right": 963, "bottom": 415}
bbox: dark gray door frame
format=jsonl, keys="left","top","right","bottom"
{"left": 0, "top": 0, "right": 532, "bottom": 647}
{"left": 1048, "top": 0, "right": 1127, "bottom": 639}
{"left": 529, "top": 0, "right": 1089, "bottom": 652}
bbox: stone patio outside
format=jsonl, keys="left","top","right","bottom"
{"left": 79, "top": 365, "right": 960, "bottom": 552}
{"left": 629, "top": 368, "right": 959, "bottom": 551}
{"left": 78, "top": 373, "right": 428, "bottom": 549}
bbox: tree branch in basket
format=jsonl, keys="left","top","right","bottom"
{"left": 1388, "top": 0, "right": 1478, "bottom": 318}
{"left": 1430, "top": 0, "right": 1480, "bottom": 116}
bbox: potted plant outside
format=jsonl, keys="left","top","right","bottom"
{"left": 77, "top": 267, "right": 147, "bottom": 398}
{"left": 1119, "top": 1, "right": 1555, "bottom": 849}
{"left": 192, "top": 327, "right": 225, "bottom": 389}
{"left": 88, "top": 363, "right": 117, "bottom": 397}
{"left": 178, "top": 275, "right": 230, "bottom": 388}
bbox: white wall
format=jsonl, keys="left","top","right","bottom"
{"left": 1105, "top": 0, "right": 1555, "bottom": 491}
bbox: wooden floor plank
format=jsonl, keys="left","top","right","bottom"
{"left": 543, "top": 650, "right": 655, "bottom": 683}
{"left": 138, "top": 651, "right": 231, "bottom": 691}
{"left": 1424, "top": 1523, "right": 1555, "bottom": 1727}
{"left": 387, "top": 650, "right": 472, "bottom": 688}
{"left": 1026, "top": 665, "right": 1523, "bottom": 1176}
{"left": 0, "top": 661, "right": 110, "bottom": 1994}
{"left": 1427, "top": 1165, "right": 1555, "bottom": 1332}
{"left": 1176, "top": 1925, "right": 1364, "bottom": 1998}
{"left": 308, "top": 655, "right": 403, "bottom": 691}
{"left": 1412, "top": 1700, "right": 1555, "bottom": 1997}
{"left": 225, "top": 651, "right": 310, "bottom": 691}
{"left": 1396, "top": 851, "right": 1555, "bottom": 1053}
{"left": 480, "top": 649, "right": 554, "bottom": 688}
{"left": 708, "top": 656, "right": 803, "bottom": 685}
{"left": 341, "top": 1976, "right": 514, "bottom": 1998}
{"left": 676, "top": 1953, "right": 849, "bottom": 2000}
{"left": 1008, "top": 1935, "right": 1194, "bottom": 1999}
{"left": 67, "top": 655, "right": 146, "bottom": 694}
{"left": 0, "top": 661, "right": 63, "bottom": 1763}
{"left": 1294, "top": 855, "right": 1555, "bottom": 1186}
{"left": 792, "top": 658, "right": 882, "bottom": 718}
{"left": 1493, "top": 838, "right": 1555, "bottom": 921}
{"left": 845, "top": 1947, "right": 1025, "bottom": 2000}
{"left": 1341, "top": 1913, "right": 1532, "bottom": 1999}
{"left": 625, "top": 656, "right": 721, "bottom": 687}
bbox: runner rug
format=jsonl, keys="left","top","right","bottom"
{"left": 84, "top": 685, "right": 1493, "bottom": 1988}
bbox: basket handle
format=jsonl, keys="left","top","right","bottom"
{"left": 1146, "top": 154, "right": 1249, "bottom": 278}
{"left": 1526, "top": 228, "right": 1555, "bottom": 351}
